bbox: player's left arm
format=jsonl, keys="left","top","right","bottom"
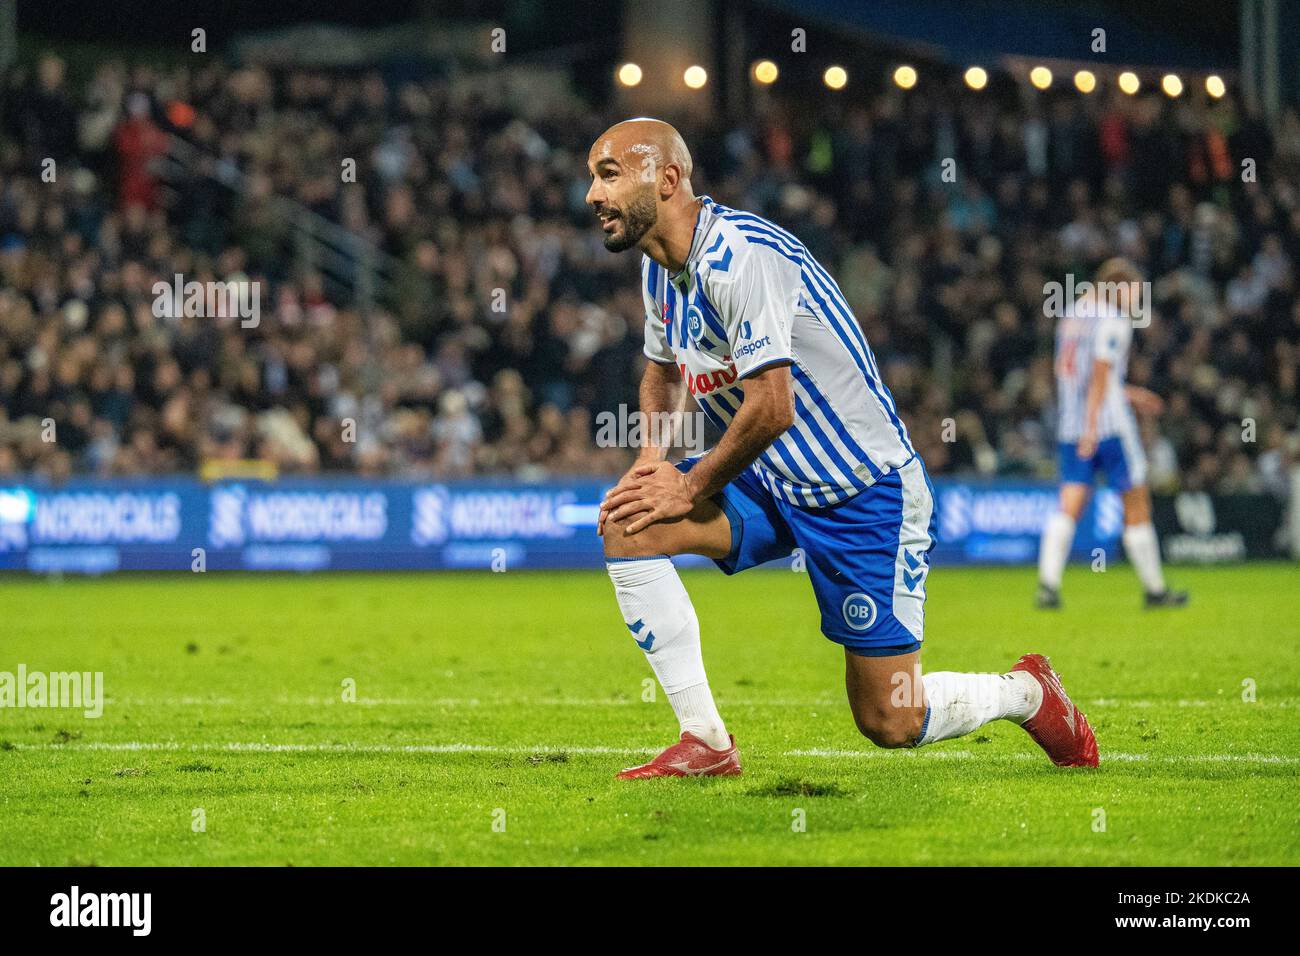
{"left": 1124, "top": 385, "right": 1164, "bottom": 416}
{"left": 677, "top": 243, "right": 797, "bottom": 502}
{"left": 679, "top": 362, "right": 793, "bottom": 501}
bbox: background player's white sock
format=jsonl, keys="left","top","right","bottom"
{"left": 606, "top": 558, "right": 729, "bottom": 749}
{"left": 915, "top": 671, "right": 1041, "bottom": 745}
{"left": 1122, "top": 521, "right": 1166, "bottom": 594}
{"left": 1037, "top": 511, "right": 1076, "bottom": 589}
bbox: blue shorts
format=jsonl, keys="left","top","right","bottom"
{"left": 1058, "top": 434, "right": 1146, "bottom": 492}
{"left": 676, "top": 455, "right": 938, "bottom": 657}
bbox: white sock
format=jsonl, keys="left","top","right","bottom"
{"left": 1038, "top": 511, "right": 1076, "bottom": 590}
{"left": 606, "top": 558, "right": 729, "bottom": 749}
{"left": 1122, "top": 522, "right": 1166, "bottom": 594}
{"left": 667, "top": 683, "right": 729, "bottom": 750}
{"left": 915, "top": 671, "right": 1042, "bottom": 746}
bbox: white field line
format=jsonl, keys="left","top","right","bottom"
{"left": 1087, "top": 698, "right": 1296, "bottom": 709}
{"left": 785, "top": 749, "right": 1300, "bottom": 765}
{"left": 105, "top": 697, "right": 839, "bottom": 708}
{"left": 5, "top": 740, "right": 1298, "bottom": 765}
{"left": 6, "top": 741, "right": 656, "bottom": 756}
{"left": 102, "top": 696, "right": 1296, "bottom": 709}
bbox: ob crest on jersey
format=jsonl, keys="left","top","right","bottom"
{"left": 687, "top": 306, "right": 704, "bottom": 343}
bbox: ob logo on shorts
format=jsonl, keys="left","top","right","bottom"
{"left": 842, "top": 592, "right": 878, "bottom": 631}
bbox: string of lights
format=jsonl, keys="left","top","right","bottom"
{"left": 615, "top": 60, "right": 1230, "bottom": 98}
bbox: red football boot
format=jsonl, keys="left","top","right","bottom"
{"left": 616, "top": 732, "right": 742, "bottom": 780}
{"left": 1010, "top": 654, "right": 1100, "bottom": 768}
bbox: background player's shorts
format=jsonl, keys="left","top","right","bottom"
{"left": 1058, "top": 427, "right": 1147, "bottom": 491}
{"left": 675, "top": 455, "right": 937, "bottom": 657}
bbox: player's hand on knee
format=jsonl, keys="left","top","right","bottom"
{"left": 601, "top": 461, "right": 694, "bottom": 534}
{"left": 599, "top": 463, "right": 648, "bottom": 535}
{"left": 599, "top": 458, "right": 659, "bottom": 535}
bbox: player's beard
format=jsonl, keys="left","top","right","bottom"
{"left": 603, "top": 186, "right": 657, "bottom": 252}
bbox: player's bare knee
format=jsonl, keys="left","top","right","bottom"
{"left": 1122, "top": 486, "right": 1152, "bottom": 524}
{"left": 602, "top": 519, "right": 671, "bottom": 560}
{"left": 1058, "top": 483, "right": 1090, "bottom": 521}
{"left": 850, "top": 701, "right": 923, "bottom": 749}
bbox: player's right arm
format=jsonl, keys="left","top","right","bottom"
{"left": 633, "top": 358, "right": 684, "bottom": 466}
{"left": 597, "top": 260, "right": 682, "bottom": 535}
{"left": 631, "top": 256, "right": 683, "bottom": 467}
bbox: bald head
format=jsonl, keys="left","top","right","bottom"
{"left": 590, "top": 118, "right": 693, "bottom": 186}
{"left": 585, "top": 118, "right": 697, "bottom": 254}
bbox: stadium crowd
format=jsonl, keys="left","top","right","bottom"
{"left": 1, "top": 50, "right": 1298, "bottom": 496}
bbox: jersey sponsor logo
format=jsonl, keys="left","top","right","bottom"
{"left": 732, "top": 335, "right": 771, "bottom": 359}
{"left": 678, "top": 362, "right": 738, "bottom": 396}
{"left": 842, "top": 591, "right": 878, "bottom": 631}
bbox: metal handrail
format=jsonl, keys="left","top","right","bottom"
{"left": 155, "top": 134, "right": 401, "bottom": 307}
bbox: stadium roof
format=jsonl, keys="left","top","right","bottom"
{"left": 759, "top": 0, "right": 1235, "bottom": 71}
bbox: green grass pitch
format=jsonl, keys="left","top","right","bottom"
{"left": 1, "top": 563, "right": 1296, "bottom": 866}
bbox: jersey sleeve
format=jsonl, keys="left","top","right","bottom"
{"left": 640, "top": 257, "right": 675, "bottom": 365}
{"left": 1092, "top": 313, "right": 1131, "bottom": 367}
{"left": 703, "top": 241, "right": 797, "bottom": 379}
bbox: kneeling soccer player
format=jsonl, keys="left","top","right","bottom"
{"left": 586, "top": 118, "right": 1098, "bottom": 778}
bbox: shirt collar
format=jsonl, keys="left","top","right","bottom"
{"left": 668, "top": 196, "right": 717, "bottom": 287}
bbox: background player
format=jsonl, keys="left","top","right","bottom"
{"left": 1037, "top": 258, "right": 1189, "bottom": 609}
{"left": 588, "top": 118, "right": 1099, "bottom": 778}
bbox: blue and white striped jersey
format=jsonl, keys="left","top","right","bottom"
{"left": 641, "top": 196, "right": 916, "bottom": 508}
{"left": 1054, "top": 298, "right": 1134, "bottom": 442}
